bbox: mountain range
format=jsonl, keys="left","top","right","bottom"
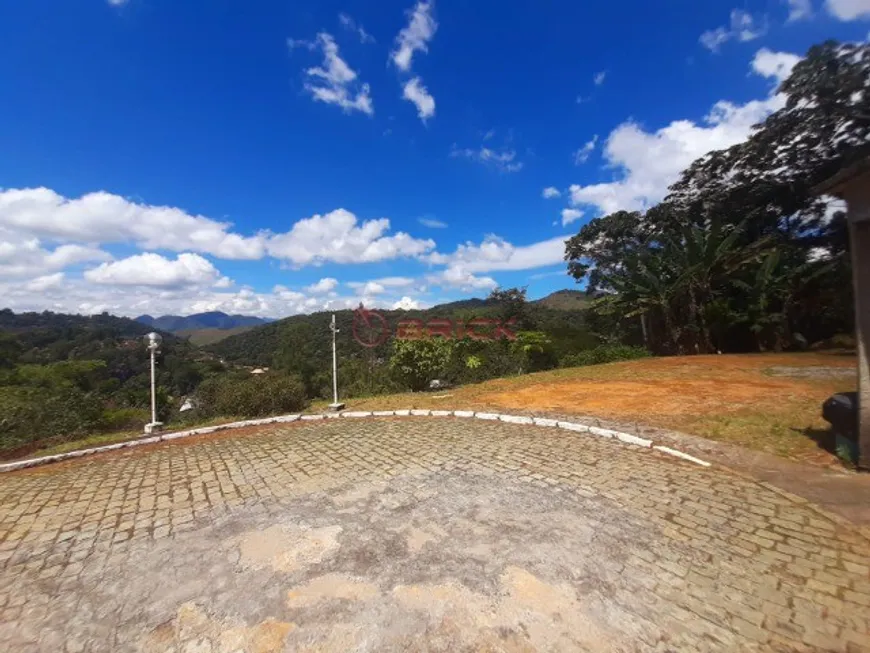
{"left": 135, "top": 311, "right": 273, "bottom": 333}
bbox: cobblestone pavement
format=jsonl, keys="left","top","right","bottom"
{"left": 0, "top": 418, "right": 869, "bottom": 652}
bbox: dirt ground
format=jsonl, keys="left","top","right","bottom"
{"left": 335, "top": 352, "right": 857, "bottom": 468}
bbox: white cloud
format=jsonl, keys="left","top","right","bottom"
{"left": 392, "top": 296, "right": 421, "bottom": 310}
{"left": 593, "top": 71, "right": 607, "bottom": 86}
{"left": 0, "top": 230, "right": 110, "bottom": 279}
{"left": 266, "top": 208, "right": 435, "bottom": 266}
{"left": 752, "top": 48, "right": 801, "bottom": 84}
{"left": 306, "top": 277, "right": 338, "bottom": 294}
{"left": 391, "top": 1, "right": 437, "bottom": 72}
{"left": 107, "top": 0, "right": 128, "bottom": 5}
{"left": 292, "top": 32, "right": 373, "bottom": 116}
{"left": 561, "top": 208, "right": 584, "bottom": 226}
{"left": 785, "top": 0, "right": 813, "bottom": 20}
{"left": 826, "top": 0, "right": 870, "bottom": 19}
{"left": 429, "top": 235, "right": 568, "bottom": 273}
{"left": 84, "top": 253, "right": 222, "bottom": 288}
{"left": 348, "top": 276, "right": 416, "bottom": 296}
{"left": 402, "top": 77, "right": 436, "bottom": 121}
{"left": 573, "top": 135, "right": 599, "bottom": 165}
{"left": 542, "top": 187, "right": 562, "bottom": 199}
{"left": 429, "top": 267, "right": 498, "bottom": 291}
{"left": 418, "top": 217, "right": 447, "bottom": 228}
{"left": 451, "top": 145, "right": 523, "bottom": 173}
{"left": 338, "top": 13, "right": 375, "bottom": 44}
{"left": 0, "top": 187, "right": 264, "bottom": 260}
{"left": 25, "top": 273, "right": 66, "bottom": 293}
{"left": 568, "top": 49, "right": 797, "bottom": 215}
{"left": 700, "top": 10, "right": 767, "bottom": 52}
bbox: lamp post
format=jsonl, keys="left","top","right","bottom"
{"left": 144, "top": 332, "right": 163, "bottom": 434}
{"left": 328, "top": 314, "right": 345, "bottom": 411}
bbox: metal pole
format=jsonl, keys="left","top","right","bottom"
{"left": 150, "top": 347, "right": 157, "bottom": 425}
{"left": 332, "top": 314, "right": 339, "bottom": 405}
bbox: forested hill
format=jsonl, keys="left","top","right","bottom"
{"left": 0, "top": 309, "right": 171, "bottom": 364}
{"left": 205, "top": 295, "right": 593, "bottom": 369}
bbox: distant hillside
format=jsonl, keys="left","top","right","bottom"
{"left": 532, "top": 289, "right": 589, "bottom": 310}
{"left": 176, "top": 326, "right": 256, "bottom": 347}
{"left": 206, "top": 298, "right": 593, "bottom": 368}
{"left": 136, "top": 311, "right": 272, "bottom": 333}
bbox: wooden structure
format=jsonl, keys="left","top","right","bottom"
{"left": 817, "top": 158, "right": 870, "bottom": 470}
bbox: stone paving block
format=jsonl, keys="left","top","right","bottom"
{"left": 533, "top": 417, "right": 559, "bottom": 427}
{"left": 0, "top": 417, "right": 866, "bottom": 653}
{"left": 474, "top": 412, "right": 500, "bottom": 420}
{"left": 410, "top": 409, "right": 431, "bottom": 416}
{"left": 341, "top": 412, "right": 373, "bottom": 418}
{"left": 453, "top": 410, "right": 475, "bottom": 418}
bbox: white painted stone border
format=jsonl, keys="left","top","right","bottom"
{"left": 0, "top": 410, "right": 711, "bottom": 473}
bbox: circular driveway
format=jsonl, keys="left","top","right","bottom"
{"left": 0, "top": 417, "right": 868, "bottom": 652}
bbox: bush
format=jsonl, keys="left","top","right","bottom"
{"left": 0, "top": 386, "right": 105, "bottom": 451}
{"left": 389, "top": 337, "right": 456, "bottom": 391}
{"left": 560, "top": 345, "right": 651, "bottom": 368}
{"left": 194, "top": 372, "right": 308, "bottom": 419}
{"left": 99, "top": 407, "right": 151, "bottom": 432}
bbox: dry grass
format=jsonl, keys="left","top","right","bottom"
{"left": 321, "top": 352, "right": 856, "bottom": 467}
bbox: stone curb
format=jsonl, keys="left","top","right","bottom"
{"left": 0, "top": 410, "right": 710, "bottom": 473}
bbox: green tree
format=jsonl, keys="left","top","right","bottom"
{"left": 389, "top": 337, "right": 455, "bottom": 391}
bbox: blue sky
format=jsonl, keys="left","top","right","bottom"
{"left": 0, "top": 0, "right": 868, "bottom": 317}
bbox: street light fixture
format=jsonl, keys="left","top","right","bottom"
{"left": 144, "top": 332, "right": 163, "bottom": 434}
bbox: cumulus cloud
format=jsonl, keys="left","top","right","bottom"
{"left": 700, "top": 10, "right": 767, "bottom": 52}
{"left": 0, "top": 188, "right": 264, "bottom": 260}
{"left": 339, "top": 13, "right": 375, "bottom": 44}
{"left": 348, "top": 276, "right": 416, "bottom": 297}
{"left": 785, "top": 0, "right": 813, "bottom": 21}
{"left": 391, "top": 1, "right": 437, "bottom": 72}
{"left": 451, "top": 145, "right": 523, "bottom": 173}
{"left": 593, "top": 71, "right": 607, "bottom": 86}
{"left": 84, "top": 253, "right": 222, "bottom": 288}
{"left": 402, "top": 77, "right": 436, "bottom": 121}
{"left": 826, "top": 0, "right": 870, "bottom": 19}
{"left": 306, "top": 277, "right": 338, "bottom": 294}
{"left": 752, "top": 48, "right": 802, "bottom": 84}
{"left": 25, "top": 273, "right": 66, "bottom": 293}
{"left": 542, "top": 187, "right": 561, "bottom": 199}
{"left": 107, "top": 0, "right": 128, "bottom": 6}
{"left": 291, "top": 32, "right": 373, "bottom": 116}
{"left": 266, "top": 208, "right": 435, "bottom": 266}
{"left": 573, "top": 135, "right": 599, "bottom": 165}
{"left": 561, "top": 208, "right": 584, "bottom": 226}
{"left": 429, "top": 267, "right": 498, "bottom": 291}
{"left": 428, "top": 235, "right": 568, "bottom": 273}
{"left": 568, "top": 48, "right": 798, "bottom": 215}
{"left": 392, "top": 296, "right": 421, "bottom": 310}
{"left": 0, "top": 230, "right": 110, "bottom": 279}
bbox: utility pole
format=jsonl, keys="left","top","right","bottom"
{"left": 328, "top": 314, "right": 345, "bottom": 411}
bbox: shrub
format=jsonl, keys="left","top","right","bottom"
{"left": 560, "top": 345, "right": 651, "bottom": 368}
{"left": 194, "top": 372, "right": 308, "bottom": 419}
{"left": 389, "top": 337, "right": 455, "bottom": 391}
{"left": 0, "top": 386, "right": 105, "bottom": 451}
{"left": 99, "top": 407, "right": 151, "bottom": 432}
{"left": 510, "top": 331, "right": 558, "bottom": 374}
